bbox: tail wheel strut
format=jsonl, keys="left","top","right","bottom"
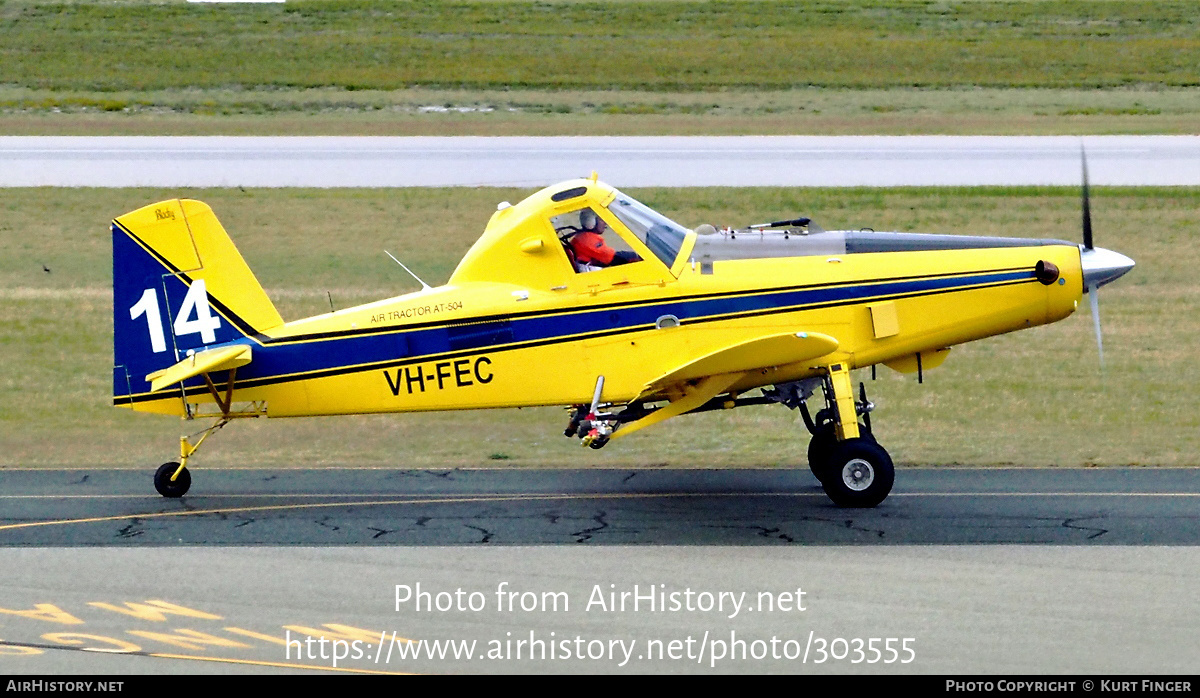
{"left": 153, "top": 368, "right": 238, "bottom": 498}
{"left": 154, "top": 417, "right": 228, "bottom": 498}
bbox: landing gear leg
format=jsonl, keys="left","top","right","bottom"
{"left": 812, "top": 364, "right": 893, "bottom": 507}
{"left": 153, "top": 417, "right": 228, "bottom": 498}
{"left": 803, "top": 379, "right": 874, "bottom": 483}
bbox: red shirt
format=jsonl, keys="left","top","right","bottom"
{"left": 570, "top": 231, "right": 616, "bottom": 266}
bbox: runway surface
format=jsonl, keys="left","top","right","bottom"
{"left": 2, "top": 467, "right": 1198, "bottom": 546}
{"left": 1, "top": 467, "right": 1197, "bottom": 674}
{"left": 3, "top": 135, "right": 1198, "bottom": 187}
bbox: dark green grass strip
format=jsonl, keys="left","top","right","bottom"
{"left": 2, "top": 0, "right": 1198, "bottom": 92}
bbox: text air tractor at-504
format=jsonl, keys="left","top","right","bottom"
{"left": 113, "top": 168, "right": 1132, "bottom": 508}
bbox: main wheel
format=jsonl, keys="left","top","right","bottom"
{"left": 820, "top": 438, "right": 894, "bottom": 508}
{"left": 807, "top": 423, "right": 874, "bottom": 483}
{"left": 806, "top": 424, "right": 838, "bottom": 482}
{"left": 154, "top": 462, "right": 191, "bottom": 498}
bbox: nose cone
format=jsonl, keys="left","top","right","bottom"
{"left": 1081, "top": 246, "right": 1135, "bottom": 291}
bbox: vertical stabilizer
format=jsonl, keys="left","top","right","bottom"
{"left": 112, "top": 199, "right": 283, "bottom": 407}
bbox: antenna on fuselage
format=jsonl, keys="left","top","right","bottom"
{"left": 384, "top": 250, "right": 432, "bottom": 291}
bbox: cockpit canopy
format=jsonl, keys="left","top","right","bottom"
{"left": 448, "top": 178, "right": 693, "bottom": 289}
{"left": 606, "top": 190, "right": 690, "bottom": 267}
{"left": 448, "top": 176, "right": 1084, "bottom": 292}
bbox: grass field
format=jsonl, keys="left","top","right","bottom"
{"left": 1, "top": 186, "right": 1195, "bottom": 470}
{"left": 6, "top": 0, "right": 1197, "bottom": 91}
{"left": 1, "top": 0, "right": 1198, "bottom": 135}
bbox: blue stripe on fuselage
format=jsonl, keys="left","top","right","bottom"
{"left": 131, "top": 269, "right": 1030, "bottom": 398}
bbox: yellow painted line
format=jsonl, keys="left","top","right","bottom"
{"left": 1, "top": 465, "right": 1193, "bottom": 471}
{"left": 1, "top": 489, "right": 1196, "bottom": 534}
{"left": 0, "top": 640, "right": 413, "bottom": 674}
{"left": 0, "top": 493, "right": 591, "bottom": 500}
{"left": 0, "top": 491, "right": 1195, "bottom": 501}
{"left": 149, "top": 652, "right": 413, "bottom": 675}
{"left": 892, "top": 492, "right": 1200, "bottom": 497}
{"left": 0, "top": 492, "right": 817, "bottom": 533}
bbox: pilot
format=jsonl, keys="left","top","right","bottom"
{"left": 570, "top": 209, "right": 641, "bottom": 268}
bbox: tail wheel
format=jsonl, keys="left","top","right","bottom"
{"left": 821, "top": 438, "right": 894, "bottom": 508}
{"left": 154, "top": 462, "right": 191, "bottom": 498}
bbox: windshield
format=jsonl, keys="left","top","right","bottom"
{"left": 606, "top": 190, "right": 689, "bottom": 267}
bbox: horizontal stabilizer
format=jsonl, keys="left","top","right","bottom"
{"left": 640, "top": 331, "right": 838, "bottom": 396}
{"left": 146, "top": 345, "right": 252, "bottom": 393}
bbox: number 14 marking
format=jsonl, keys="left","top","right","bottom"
{"left": 129, "top": 280, "right": 221, "bottom": 354}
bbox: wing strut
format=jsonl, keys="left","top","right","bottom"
{"left": 608, "top": 373, "right": 745, "bottom": 443}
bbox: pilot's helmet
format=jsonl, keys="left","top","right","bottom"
{"left": 579, "top": 208, "right": 603, "bottom": 232}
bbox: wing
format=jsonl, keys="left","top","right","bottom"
{"left": 145, "top": 344, "right": 252, "bottom": 393}
{"left": 636, "top": 331, "right": 839, "bottom": 400}
{"left": 610, "top": 331, "right": 839, "bottom": 442}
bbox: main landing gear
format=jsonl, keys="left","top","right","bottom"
{"left": 558, "top": 366, "right": 896, "bottom": 507}
{"left": 797, "top": 364, "right": 895, "bottom": 508}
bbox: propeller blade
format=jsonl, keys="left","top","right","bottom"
{"left": 1081, "top": 145, "right": 1094, "bottom": 250}
{"left": 1088, "top": 283, "right": 1104, "bottom": 367}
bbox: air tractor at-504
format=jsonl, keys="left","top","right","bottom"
{"left": 113, "top": 164, "right": 1132, "bottom": 507}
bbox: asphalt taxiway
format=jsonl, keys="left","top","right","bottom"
{"left": 2, "top": 467, "right": 1197, "bottom": 674}
{"left": 2, "top": 467, "right": 1197, "bottom": 546}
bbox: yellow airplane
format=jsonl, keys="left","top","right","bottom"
{"left": 113, "top": 170, "right": 1133, "bottom": 507}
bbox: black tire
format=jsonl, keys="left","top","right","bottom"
{"left": 820, "top": 438, "right": 894, "bottom": 508}
{"left": 807, "top": 423, "right": 874, "bottom": 483}
{"left": 806, "top": 424, "right": 838, "bottom": 482}
{"left": 154, "top": 462, "right": 191, "bottom": 498}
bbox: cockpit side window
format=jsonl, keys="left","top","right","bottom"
{"left": 552, "top": 207, "right": 642, "bottom": 274}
